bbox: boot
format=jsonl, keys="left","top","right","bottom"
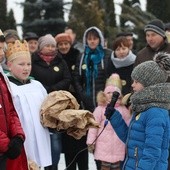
{"left": 51, "top": 165, "right": 58, "bottom": 170}
{"left": 44, "top": 166, "right": 51, "bottom": 170}
{"left": 44, "top": 165, "right": 58, "bottom": 170}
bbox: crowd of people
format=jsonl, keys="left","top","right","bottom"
{"left": 0, "top": 18, "right": 169, "bottom": 170}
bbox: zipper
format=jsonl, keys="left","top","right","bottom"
{"left": 101, "top": 59, "right": 104, "bottom": 69}
{"left": 122, "top": 115, "right": 136, "bottom": 170}
{"left": 134, "top": 147, "right": 138, "bottom": 169}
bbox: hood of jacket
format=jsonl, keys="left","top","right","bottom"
{"left": 83, "top": 26, "right": 104, "bottom": 48}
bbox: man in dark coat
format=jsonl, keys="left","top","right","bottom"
{"left": 135, "top": 19, "right": 170, "bottom": 67}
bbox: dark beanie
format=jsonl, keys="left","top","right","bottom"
{"left": 116, "top": 32, "right": 133, "bottom": 37}
{"left": 23, "top": 32, "right": 38, "bottom": 41}
{"left": 144, "top": 19, "right": 165, "bottom": 38}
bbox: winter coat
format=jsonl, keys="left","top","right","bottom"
{"left": 74, "top": 48, "right": 111, "bottom": 112}
{"left": 87, "top": 102, "right": 131, "bottom": 163}
{"left": 0, "top": 68, "right": 27, "bottom": 170}
{"left": 58, "top": 47, "right": 80, "bottom": 97}
{"left": 31, "top": 52, "right": 71, "bottom": 93}
{"left": 135, "top": 41, "right": 170, "bottom": 67}
{"left": 107, "top": 51, "right": 136, "bottom": 95}
{"left": 0, "top": 72, "right": 25, "bottom": 154}
{"left": 110, "top": 83, "right": 170, "bottom": 170}
{"left": 135, "top": 41, "right": 170, "bottom": 82}
{"left": 73, "top": 26, "right": 112, "bottom": 112}
{"left": 110, "top": 107, "right": 170, "bottom": 170}
{"left": 59, "top": 47, "right": 80, "bottom": 75}
{"left": 7, "top": 149, "right": 28, "bottom": 170}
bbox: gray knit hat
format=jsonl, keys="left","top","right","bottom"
{"left": 4, "top": 29, "right": 20, "bottom": 41}
{"left": 131, "top": 53, "right": 170, "bottom": 87}
{"left": 144, "top": 19, "right": 166, "bottom": 38}
{"left": 38, "top": 34, "right": 56, "bottom": 51}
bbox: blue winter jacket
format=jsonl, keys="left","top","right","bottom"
{"left": 110, "top": 107, "right": 170, "bottom": 170}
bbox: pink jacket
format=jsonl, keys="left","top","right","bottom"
{"left": 87, "top": 103, "right": 131, "bottom": 163}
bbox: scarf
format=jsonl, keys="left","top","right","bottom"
{"left": 39, "top": 51, "right": 56, "bottom": 63}
{"left": 7, "top": 73, "right": 31, "bottom": 85}
{"left": 111, "top": 50, "right": 136, "bottom": 68}
{"left": 84, "top": 45, "right": 104, "bottom": 96}
{"left": 130, "top": 83, "right": 170, "bottom": 113}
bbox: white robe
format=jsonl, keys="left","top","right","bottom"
{"left": 9, "top": 79, "right": 52, "bottom": 167}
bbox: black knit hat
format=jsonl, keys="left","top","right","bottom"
{"left": 23, "top": 32, "right": 38, "bottom": 41}
{"left": 144, "top": 19, "right": 165, "bottom": 38}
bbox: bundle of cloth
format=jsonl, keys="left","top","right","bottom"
{"left": 40, "top": 90, "right": 99, "bottom": 139}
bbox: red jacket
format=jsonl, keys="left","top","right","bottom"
{"left": 0, "top": 73, "right": 25, "bottom": 153}
{"left": 0, "top": 72, "right": 28, "bottom": 169}
{"left": 7, "top": 148, "right": 28, "bottom": 170}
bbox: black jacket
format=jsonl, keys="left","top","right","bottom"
{"left": 107, "top": 59, "right": 134, "bottom": 95}
{"left": 31, "top": 53, "right": 71, "bottom": 93}
{"left": 73, "top": 48, "right": 112, "bottom": 112}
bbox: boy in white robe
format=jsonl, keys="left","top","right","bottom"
{"left": 5, "top": 40, "right": 52, "bottom": 168}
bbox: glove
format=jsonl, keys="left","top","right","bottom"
{"left": 88, "top": 144, "right": 95, "bottom": 153}
{"left": 5, "top": 136, "right": 24, "bottom": 159}
{"left": 104, "top": 104, "right": 116, "bottom": 120}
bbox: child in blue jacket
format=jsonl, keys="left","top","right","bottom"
{"left": 105, "top": 52, "right": 170, "bottom": 170}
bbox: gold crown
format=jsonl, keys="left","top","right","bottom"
{"left": 6, "top": 40, "right": 30, "bottom": 61}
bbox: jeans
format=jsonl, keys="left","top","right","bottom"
{"left": 50, "top": 132, "right": 62, "bottom": 165}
